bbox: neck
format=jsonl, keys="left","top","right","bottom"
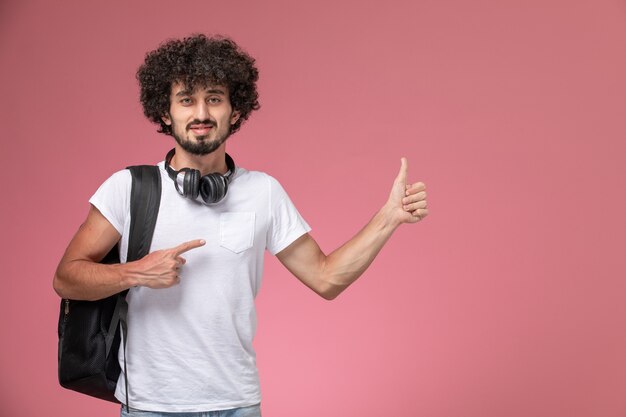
{"left": 170, "top": 143, "right": 229, "bottom": 176}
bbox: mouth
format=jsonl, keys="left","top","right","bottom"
{"left": 188, "top": 123, "right": 214, "bottom": 136}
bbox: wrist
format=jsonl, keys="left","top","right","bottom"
{"left": 376, "top": 203, "right": 402, "bottom": 232}
{"left": 117, "top": 262, "right": 141, "bottom": 289}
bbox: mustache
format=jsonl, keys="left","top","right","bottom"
{"left": 186, "top": 119, "right": 216, "bottom": 130}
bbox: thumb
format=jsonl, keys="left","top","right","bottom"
{"left": 394, "top": 157, "right": 408, "bottom": 186}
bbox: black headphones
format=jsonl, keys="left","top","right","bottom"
{"left": 164, "top": 148, "right": 236, "bottom": 204}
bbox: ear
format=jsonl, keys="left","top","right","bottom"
{"left": 230, "top": 110, "right": 241, "bottom": 125}
{"left": 161, "top": 114, "right": 172, "bottom": 126}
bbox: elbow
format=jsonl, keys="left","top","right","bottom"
{"left": 53, "top": 264, "right": 72, "bottom": 299}
{"left": 316, "top": 279, "right": 347, "bottom": 301}
{"left": 314, "top": 258, "right": 343, "bottom": 301}
{"left": 52, "top": 273, "right": 66, "bottom": 298}
{"left": 52, "top": 271, "right": 69, "bottom": 298}
{"left": 321, "top": 291, "right": 340, "bottom": 301}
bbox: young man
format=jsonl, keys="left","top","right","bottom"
{"left": 53, "top": 34, "right": 428, "bottom": 416}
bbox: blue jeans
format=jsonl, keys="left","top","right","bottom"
{"left": 120, "top": 404, "right": 261, "bottom": 417}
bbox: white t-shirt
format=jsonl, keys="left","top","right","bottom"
{"left": 89, "top": 161, "right": 311, "bottom": 412}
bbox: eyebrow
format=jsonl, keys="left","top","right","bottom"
{"left": 175, "top": 88, "right": 226, "bottom": 97}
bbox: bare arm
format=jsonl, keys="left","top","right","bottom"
{"left": 277, "top": 158, "right": 428, "bottom": 300}
{"left": 53, "top": 205, "right": 205, "bottom": 301}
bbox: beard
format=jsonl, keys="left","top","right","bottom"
{"left": 171, "top": 118, "right": 232, "bottom": 156}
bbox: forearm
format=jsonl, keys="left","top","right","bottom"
{"left": 53, "top": 259, "right": 140, "bottom": 301}
{"left": 321, "top": 205, "right": 399, "bottom": 298}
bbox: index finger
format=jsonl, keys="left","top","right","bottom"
{"left": 172, "top": 239, "right": 206, "bottom": 256}
{"left": 406, "top": 182, "right": 426, "bottom": 193}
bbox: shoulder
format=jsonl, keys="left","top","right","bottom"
{"left": 234, "top": 168, "right": 297, "bottom": 210}
{"left": 89, "top": 168, "right": 135, "bottom": 235}
{"left": 99, "top": 168, "right": 133, "bottom": 188}
{"left": 90, "top": 168, "right": 133, "bottom": 205}
{"left": 232, "top": 167, "right": 282, "bottom": 189}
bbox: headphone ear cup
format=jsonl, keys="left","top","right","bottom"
{"left": 164, "top": 149, "right": 235, "bottom": 204}
{"left": 183, "top": 169, "right": 201, "bottom": 200}
{"left": 199, "top": 174, "right": 228, "bottom": 204}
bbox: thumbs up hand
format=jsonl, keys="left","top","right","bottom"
{"left": 385, "top": 158, "right": 429, "bottom": 225}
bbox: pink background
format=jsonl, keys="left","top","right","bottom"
{"left": 1, "top": 0, "right": 625, "bottom": 416}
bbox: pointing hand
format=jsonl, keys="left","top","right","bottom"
{"left": 132, "top": 239, "right": 206, "bottom": 289}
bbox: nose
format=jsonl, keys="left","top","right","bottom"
{"left": 194, "top": 101, "right": 210, "bottom": 121}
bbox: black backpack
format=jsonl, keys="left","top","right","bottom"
{"left": 57, "top": 165, "right": 161, "bottom": 408}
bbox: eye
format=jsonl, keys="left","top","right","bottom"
{"left": 180, "top": 97, "right": 192, "bottom": 105}
{"left": 207, "top": 97, "right": 222, "bottom": 105}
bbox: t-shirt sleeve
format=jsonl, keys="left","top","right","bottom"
{"left": 88, "top": 169, "right": 132, "bottom": 235}
{"left": 266, "top": 176, "right": 311, "bottom": 255}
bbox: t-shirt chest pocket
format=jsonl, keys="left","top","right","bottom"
{"left": 219, "top": 212, "right": 256, "bottom": 253}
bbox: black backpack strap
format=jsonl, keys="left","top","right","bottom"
{"left": 107, "top": 165, "right": 161, "bottom": 411}
{"left": 127, "top": 165, "right": 162, "bottom": 261}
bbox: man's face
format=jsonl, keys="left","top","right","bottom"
{"left": 162, "top": 82, "right": 240, "bottom": 155}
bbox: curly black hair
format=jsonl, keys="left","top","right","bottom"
{"left": 137, "top": 34, "right": 260, "bottom": 135}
